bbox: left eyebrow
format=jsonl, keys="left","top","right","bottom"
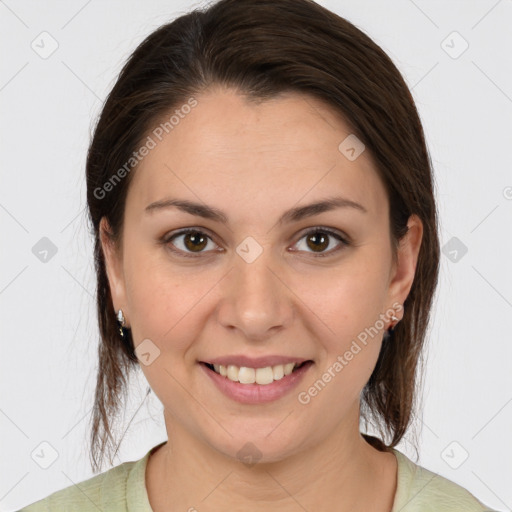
{"left": 278, "top": 196, "right": 368, "bottom": 225}
{"left": 144, "top": 195, "right": 368, "bottom": 225}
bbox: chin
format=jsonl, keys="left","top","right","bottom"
{"left": 206, "top": 428, "right": 310, "bottom": 467}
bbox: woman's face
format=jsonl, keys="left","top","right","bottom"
{"left": 101, "top": 87, "right": 422, "bottom": 463}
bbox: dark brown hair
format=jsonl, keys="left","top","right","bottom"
{"left": 86, "top": 0, "right": 440, "bottom": 472}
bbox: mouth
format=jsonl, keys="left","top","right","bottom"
{"left": 201, "top": 360, "right": 313, "bottom": 385}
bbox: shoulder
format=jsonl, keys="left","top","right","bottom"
{"left": 392, "top": 448, "right": 496, "bottom": 512}
{"left": 19, "top": 459, "right": 138, "bottom": 511}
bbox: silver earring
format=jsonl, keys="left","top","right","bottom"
{"left": 388, "top": 308, "right": 401, "bottom": 334}
{"left": 117, "top": 309, "right": 126, "bottom": 338}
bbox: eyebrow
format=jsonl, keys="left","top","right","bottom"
{"left": 144, "top": 195, "right": 367, "bottom": 225}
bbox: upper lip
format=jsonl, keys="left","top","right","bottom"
{"left": 201, "top": 355, "right": 311, "bottom": 368}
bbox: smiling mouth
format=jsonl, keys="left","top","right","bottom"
{"left": 202, "top": 360, "right": 312, "bottom": 385}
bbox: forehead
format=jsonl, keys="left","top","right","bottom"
{"left": 126, "top": 88, "right": 388, "bottom": 222}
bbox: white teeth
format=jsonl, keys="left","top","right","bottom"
{"left": 255, "top": 366, "right": 274, "bottom": 385}
{"left": 238, "top": 366, "right": 255, "bottom": 384}
{"left": 273, "top": 364, "right": 284, "bottom": 380}
{"left": 283, "top": 362, "right": 296, "bottom": 376}
{"left": 211, "top": 362, "right": 303, "bottom": 385}
{"left": 227, "top": 364, "right": 239, "bottom": 381}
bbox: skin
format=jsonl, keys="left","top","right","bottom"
{"left": 101, "top": 86, "right": 423, "bottom": 511}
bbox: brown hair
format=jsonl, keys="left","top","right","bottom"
{"left": 86, "top": 0, "right": 440, "bottom": 472}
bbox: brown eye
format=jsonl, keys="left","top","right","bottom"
{"left": 293, "top": 228, "right": 349, "bottom": 257}
{"left": 305, "top": 232, "right": 330, "bottom": 252}
{"left": 182, "top": 231, "right": 208, "bottom": 252}
{"left": 164, "top": 229, "right": 217, "bottom": 257}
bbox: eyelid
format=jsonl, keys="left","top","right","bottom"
{"left": 290, "top": 226, "right": 350, "bottom": 257}
{"left": 162, "top": 227, "right": 222, "bottom": 259}
{"left": 161, "top": 225, "right": 351, "bottom": 258}
{"left": 295, "top": 225, "right": 350, "bottom": 244}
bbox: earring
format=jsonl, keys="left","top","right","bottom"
{"left": 117, "top": 309, "right": 126, "bottom": 338}
{"left": 388, "top": 307, "right": 401, "bottom": 334}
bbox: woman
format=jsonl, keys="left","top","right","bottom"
{"left": 20, "top": 0, "right": 496, "bottom": 510}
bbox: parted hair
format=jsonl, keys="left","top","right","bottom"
{"left": 85, "top": 0, "right": 440, "bottom": 472}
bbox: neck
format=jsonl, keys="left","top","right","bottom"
{"left": 146, "top": 409, "right": 398, "bottom": 512}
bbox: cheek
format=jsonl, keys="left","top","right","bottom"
{"left": 292, "top": 253, "right": 389, "bottom": 387}
{"left": 123, "top": 250, "right": 228, "bottom": 365}
{"left": 296, "top": 254, "right": 389, "bottom": 337}
{"left": 122, "top": 245, "right": 196, "bottom": 348}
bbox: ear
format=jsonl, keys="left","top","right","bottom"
{"left": 99, "top": 217, "right": 129, "bottom": 325}
{"left": 386, "top": 214, "right": 423, "bottom": 313}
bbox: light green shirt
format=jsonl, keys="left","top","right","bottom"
{"left": 19, "top": 441, "right": 496, "bottom": 511}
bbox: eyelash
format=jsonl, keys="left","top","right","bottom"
{"left": 161, "top": 226, "right": 350, "bottom": 259}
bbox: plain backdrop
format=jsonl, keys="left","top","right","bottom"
{"left": 1, "top": 0, "right": 511, "bottom": 511}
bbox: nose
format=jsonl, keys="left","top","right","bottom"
{"left": 216, "top": 252, "right": 294, "bottom": 341}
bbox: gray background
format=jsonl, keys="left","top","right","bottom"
{"left": 1, "top": 0, "right": 511, "bottom": 510}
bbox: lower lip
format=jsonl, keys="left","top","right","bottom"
{"left": 199, "top": 361, "right": 314, "bottom": 404}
